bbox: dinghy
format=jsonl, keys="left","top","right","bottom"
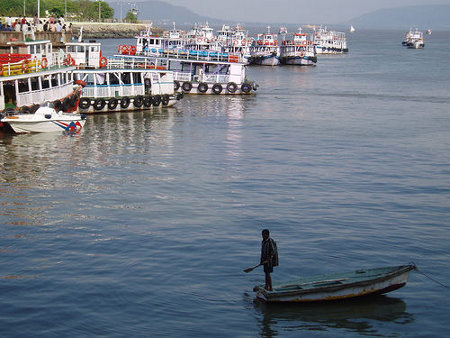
{"left": 253, "top": 264, "right": 415, "bottom": 303}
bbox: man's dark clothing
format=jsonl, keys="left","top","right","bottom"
{"left": 261, "top": 238, "right": 279, "bottom": 273}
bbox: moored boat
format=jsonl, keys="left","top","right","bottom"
{"left": 313, "top": 26, "right": 348, "bottom": 54}
{"left": 249, "top": 26, "right": 280, "bottom": 66}
{"left": 253, "top": 264, "right": 415, "bottom": 303}
{"left": 0, "top": 43, "right": 86, "bottom": 133}
{"left": 279, "top": 28, "right": 317, "bottom": 66}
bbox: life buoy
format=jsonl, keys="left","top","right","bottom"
{"left": 174, "top": 80, "right": 180, "bottom": 91}
{"left": 133, "top": 95, "right": 144, "bottom": 108}
{"left": 197, "top": 82, "right": 208, "bottom": 93}
{"left": 227, "top": 82, "right": 237, "bottom": 93}
{"left": 182, "top": 82, "right": 192, "bottom": 92}
{"left": 99, "top": 56, "right": 107, "bottom": 68}
{"left": 75, "top": 79, "right": 87, "bottom": 87}
{"left": 241, "top": 83, "right": 252, "bottom": 94}
{"left": 130, "top": 46, "right": 137, "bottom": 55}
{"left": 79, "top": 98, "right": 90, "bottom": 110}
{"left": 122, "top": 45, "right": 130, "bottom": 55}
{"left": 108, "top": 98, "right": 118, "bottom": 110}
{"left": 143, "top": 96, "right": 152, "bottom": 107}
{"left": 22, "top": 60, "right": 29, "bottom": 73}
{"left": 212, "top": 83, "right": 223, "bottom": 95}
{"left": 93, "top": 98, "right": 106, "bottom": 111}
{"left": 152, "top": 95, "right": 161, "bottom": 107}
{"left": 242, "top": 41, "right": 246, "bottom": 46}
{"left": 162, "top": 95, "right": 170, "bottom": 106}
{"left": 120, "top": 97, "right": 130, "bottom": 109}
{"left": 118, "top": 45, "right": 123, "bottom": 53}
{"left": 41, "top": 57, "right": 48, "bottom": 69}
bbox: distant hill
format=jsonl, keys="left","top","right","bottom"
{"left": 347, "top": 5, "right": 450, "bottom": 30}
{"left": 108, "top": 1, "right": 217, "bottom": 27}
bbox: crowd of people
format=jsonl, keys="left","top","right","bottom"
{"left": 0, "top": 14, "right": 72, "bottom": 33}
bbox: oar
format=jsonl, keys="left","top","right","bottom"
{"left": 244, "top": 261, "right": 267, "bottom": 273}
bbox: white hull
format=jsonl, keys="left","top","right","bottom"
{"left": 282, "top": 56, "right": 316, "bottom": 66}
{"left": 251, "top": 55, "right": 280, "bottom": 66}
{"left": 2, "top": 107, "right": 86, "bottom": 133}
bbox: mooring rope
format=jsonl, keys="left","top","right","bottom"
{"left": 413, "top": 262, "right": 450, "bottom": 289}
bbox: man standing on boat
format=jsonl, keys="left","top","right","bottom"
{"left": 261, "top": 229, "right": 278, "bottom": 291}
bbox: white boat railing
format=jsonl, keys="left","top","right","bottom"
{"left": 83, "top": 84, "right": 145, "bottom": 98}
{"left": 17, "top": 82, "right": 74, "bottom": 107}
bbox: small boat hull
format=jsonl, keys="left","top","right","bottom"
{"left": 1, "top": 107, "right": 86, "bottom": 133}
{"left": 254, "top": 264, "right": 415, "bottom": 303}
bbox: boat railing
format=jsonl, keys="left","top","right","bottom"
{"left": 106, "top": 57, "right": 167, "bottom": 71}
{"left": 83, "top": 83, "right": 145, "bottom": 99}
{"left": 140, "top": 48, "right": 244, "bottom": 64}
{"left": 173, "top": 72, "right": 192, "bottom": 82}
{"left": 16, "top": 82, "right": 74, "bottom": 107}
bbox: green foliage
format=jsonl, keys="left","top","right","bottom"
{"left": 124, "top": 11, "right": 138, "bottom": 23}
{"left": 0, "top": 0, "right": 114, "bottom": 20}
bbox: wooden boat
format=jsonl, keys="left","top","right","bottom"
{"left": 253, "top": 264, "right": 415, "bottom": 303}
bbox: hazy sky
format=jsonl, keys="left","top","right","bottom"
{"left": 160, "top": 0, "right": 450, "bottom": 23}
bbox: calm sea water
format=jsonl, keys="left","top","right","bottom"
{"left": 1, "top": 30, "right": 450, "bottom": 337}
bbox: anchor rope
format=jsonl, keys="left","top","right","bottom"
{"left": 413, "top": 263, "right": 450, "bottom": 290}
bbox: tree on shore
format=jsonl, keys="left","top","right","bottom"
{"left": 0, "top": 0, "right": 114, "bottom": 20}
{"left": 124, "top": 11, "right": 138, "bottom": 23}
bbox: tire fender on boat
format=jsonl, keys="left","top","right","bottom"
{"left": 198, "top": 82, "right": 208, "bottom": 93}
{"left": 108, "top": 98, "right": 118, "bottom": 110}
{"left": 241, "top": 83, "right": 252, "bottom": 94}
{"left": 93, "top": 98, "right": 106, "bottom": 111}
{"left": 133, "top": 95, "right": 144, "bottom": 108}
{"left": 79, "top": 98, "right": 91, "bottom": 110}
{"left": 120, "top": 97, "right": 131, "bottom": 109}
{"left": 143, "top": 96, "right": 152, "bottom": 107}
{"left": 152, "top": 95, "right": 161, "bottom": 106}
{"left": 162, "top": 95, "right": 170, "bottom": 106}
{"left": 227, "top": 82, "right": 238, "bottom": 93}
{"left": 182, "top": 82, "right": 192, "bottom": 92}
{"left": 212, "top": 83, "right": 223, "bottom": 95}
{"left": 174, "top": 80, "right": 180, "bottom": 91}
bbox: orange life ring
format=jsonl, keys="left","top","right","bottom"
{"left": 122, "top": 45, "right": 130, "bottom": 54}
{"left": 22, "top": 60, "right": 29, "bottom": 73}
{"left": 118, "top": 45, "right": 123, "bottom": 53}
{"left": 242, "top": 41, "right": 246, "bottom": 46}
{"left": 99, "top": 56, "right": 108, "bottom": 68}
{"left": 130, "top": 46, "right": 137, "bottom": 55}
{"left": 41, "top": 57, "right": 48, "bottom": 69}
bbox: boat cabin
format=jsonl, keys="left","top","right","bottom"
{"left": 65, "top": 41, "right": 102, "bottom": 68}
{"left": 0, "top": 65, "right": 75, "bottom": 110}
{"left": 7, "top": 40, "right": 53, "bottom": 66}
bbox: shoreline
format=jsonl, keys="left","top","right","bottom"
{"left": 71, "top": 22, "right": 162, "bottom": 39}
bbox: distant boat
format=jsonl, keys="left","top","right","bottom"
{"left": 426, "top": 29, "right": 432, "bottom": 35}
{"left": 350, "top": 25, "right": 355, "bottom": 33}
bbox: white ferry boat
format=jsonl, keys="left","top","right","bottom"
{"left": 249, "top": 26, "right": 280, "bottom": 66}
{"left": 313, "top": 26, "right": 348, "bottom": 54}
{"left": 279, "top": 28, "right": 317, "bottom": 66}
{"left": 118, "top": 27, "right": 258, "bottom": 95}
{"left": 67, "top": 41, "right": 182, "bottom": 113}
{"left": 217, "top": 25, "right": 253, "bottom": 64}
{"left": 402, "top": 28, "right": 425, "bottom": 49}
{"left": 0, "top": 40, "right": 86, "bottom": 133}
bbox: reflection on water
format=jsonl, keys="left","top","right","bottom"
{"left": 253, "top": 296, "right": 414, "bottom": 337}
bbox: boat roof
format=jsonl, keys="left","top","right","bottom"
{"left": 0, "top": 65, "right": 76, "bottom": 82}
{"left": 7, "top": 40, "right": 52, "bottom": 46}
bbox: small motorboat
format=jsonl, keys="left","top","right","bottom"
{"left": 253, "top": 264, "right": 415, "bottom": 303}
{"left": 1, "top": 102, "right": 86, "bottom": 133}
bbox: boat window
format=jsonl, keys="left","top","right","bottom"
{"left": 51, "top": 74, "right": 58, "bottom": 87}
{"left": 18, "top": 80, "right": 29, "bottom": 93}
{"left": 85, "top": 74, "right": 95, "bottom": 86}
{"left": 109, "top": 73, "right": 120, "bottom": 85}
{"left": 132, "top": 73, "right": 142, "bottom": 84}
{"left": 30, "top": 77, "right": 39, "bottom": 90}
{"left": 121, "top": 73, "right": 131, "bottom": 85}
{"left": 42, "top": 76, "right": 50, "bottom": 89}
